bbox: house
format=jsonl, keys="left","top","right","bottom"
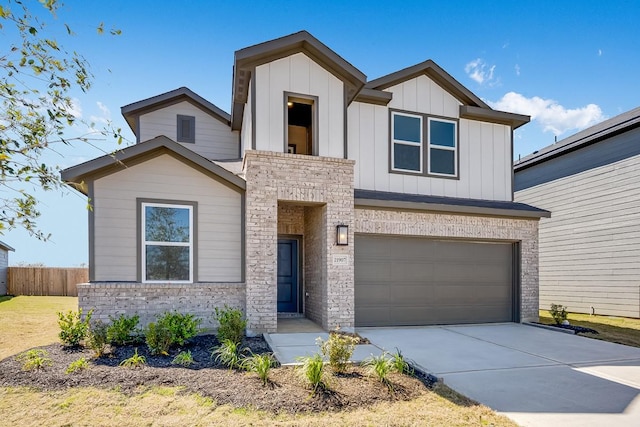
{"left": 62, "top": 31, "right": 548, "bottom": 334}
{"left": 515, "top": 107, "right": 640, "bottom": 318}
{"left": 0, "top": 241, "right": 15, "bottom": 295}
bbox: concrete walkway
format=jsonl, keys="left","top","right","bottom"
{"left": 359, "top": 323, "right": 640, "bottom": 427}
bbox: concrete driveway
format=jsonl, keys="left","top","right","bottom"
{"left": 359, "top": 323, "right": 640, "bottom": 427}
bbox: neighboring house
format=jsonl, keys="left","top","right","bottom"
{"left": 515, "top": 107, "right": 640, "bottom": 318}
{"left": 62, "top": 31, "right": 548, "bottom": 334}
{"left": 0, "top": 241, "right": 15, "bottom": 295}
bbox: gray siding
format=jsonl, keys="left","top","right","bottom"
{"left": 0, "top": 250, "right": 8, "bottom": 295}
{"left": 139, "top": 101, "right": 239, "bottom": 160}
{"left": 515, "top": 139, "right": 640, "bottom": 318}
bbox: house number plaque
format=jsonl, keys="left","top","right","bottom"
{"left": 332, "top": 254, "right": 349, "bottom": 266}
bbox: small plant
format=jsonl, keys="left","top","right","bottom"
{"left": 550, "top": 304, "right": 568, "bottom": 325}
{"left": 107, "top": 313, "right": 141, "bottom": 346}
{"left": 391, "top": 349, "right": 414, "bottom": 376}
{"left": 145, "top": 321, "right": 173, "bottom": 355}
{"left": 120, "top": 348, "right": 146, "bottom": 368}
{"left": 241, "top": 352, "right": 276, "bottom": 386}
{"left": 296, "top": 353, "right": 327, "bottom": 393}
{"left": 317, "top": 329, "right": 358, "bottom": 373}
{"left": 211, "top": 339, "right": 246, "bottom": 369}
{"left": 15, "top": 349, "right": 52, "bottom": 371}
{"left": 171, "top": 350, "right": 194, "bottom": 367}
{"left": 363, "top": 353, "right": 394, "bottom": 390}
{"left": 57, "top": 308, "right": 93, "bottom": 346}
{"left": 87, "top": 320, "right": 109, "bottom": 357}
{"left": 158, "top": 311, "right": 202, "bottom": 346}
{"left": 66, "top": 357, "right": 89, "bottom": 374}
{"left": 214, "top": 305, "right": 246, "bottom": 345}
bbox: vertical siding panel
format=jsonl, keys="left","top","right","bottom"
{"left": 309, "top": 59, "right": 330, "bottom": 156}
{"left": 374, "top": 105, "right": 389, "bottom": 191}
{"left": 290, "top": 53, "right": 310, "bottom": 94}
{"left": 416, "top": 75, "right": 430, "bottom": 112}
{"left": 347, "top": 104, "right": 361, "bottom": 187}
{"left": 327, "top": 78, "right": 344, "bottom": 158}
{"left": 269, "top": 58, "right": 289, "bottom": 153}
{"left": 402, "top": 80, "right": 418, "bottom": 112}
{"left": 481, "top": 123, "right": 494, "bottom": 200}
{"left": 254, "top": 64, "right": 270, "bottom": 151}
{"left": 468, "top": 121, "right": 483, "bottom": 198}
{"left": 457, "top": 119, "right": 470, "bottom": 198}
{"left": 429, "top": 80, "right": 444, "bottom": 116}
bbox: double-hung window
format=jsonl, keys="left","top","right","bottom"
{"left": 142, "top": 202, "right": 193, "bottom": 283}
{"left": 391, "top": 111, "right": 423, "bottom": 173}
{"left": 428, "top": 118, "right": 457, "bottom": 177}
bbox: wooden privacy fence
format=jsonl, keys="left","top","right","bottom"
{"left": 7, "top": 267, "right": 88, "bottom": 297}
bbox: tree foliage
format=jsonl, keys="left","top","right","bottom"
{"left": 0, "top": 0, "right": 121, "bottom": 240}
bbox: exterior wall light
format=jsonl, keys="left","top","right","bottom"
{"left": 336, "top": 224, "right": 349, "bottom": 246}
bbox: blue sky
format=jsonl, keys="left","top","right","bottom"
{"left": 4, "top": 0, "right": 640, "bottom": 265}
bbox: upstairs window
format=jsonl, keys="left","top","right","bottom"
{"left": 285, "top": 94, "right": 316, "bottom": 155}
{"left": 177, "top": 115, "right": 195, "bottom": 143}
{"left": 428, "top": 118, "right": 457, "bottom": 177}
{"left": 141, "top": 202, "right": 194, "bottom": 283}
{"left": 391, "top": 112, "right": 423, "bottom": 173}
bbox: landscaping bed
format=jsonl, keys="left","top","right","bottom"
{"left": 0, "top": 335, "right": 431, "bottom": 413}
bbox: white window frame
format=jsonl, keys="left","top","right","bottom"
{"left": 141, "top": 202, "right": 194, "bottom": 283}
{"left": 427, "top": 117, "right": 458, "bottom": 177}
{"left": 391, "top": 111, "right": 423, "bottom": 173}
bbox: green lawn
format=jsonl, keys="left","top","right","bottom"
{"left": 539, "top": 309, "right": 640, "bottom": 348}
{"left": 0, "top": 296, "right": 78, "bottom": 360}
{"left": 0, "top": 296, "right": 518, "bottom": 426}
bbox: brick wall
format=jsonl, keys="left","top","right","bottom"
{"left": 244, "top": 151, "right": 355, "bottom": 333}
{"left": 355, "top": 208, "right": 540, "bottom": 321}
{"left": 78, "top": 282, "right": 246, "bottom": 331}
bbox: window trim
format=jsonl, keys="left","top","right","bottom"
{"left": 427, "top": 116, "right": 458, "bottom": 177}
{"left": 391, "top": 111, "right": 424, "bottom": 174}
{"left": 283, "top": 92, "right": 318, "bottom": 156}
{"left": 137, "top": 198, "right": 198, "bottom": 284}
{"left": 176, "top": 115, "right": 196, "bottom": 144}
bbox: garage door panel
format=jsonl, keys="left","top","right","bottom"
{"left": 355, "top": 235, "right": 515, "bottom": 327}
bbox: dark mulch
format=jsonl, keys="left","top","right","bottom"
{"left": 534, "top": 322, "right": 599, "bottom": 335}
{"left": 0, "top": 335, "right": 433, "bottom": 413}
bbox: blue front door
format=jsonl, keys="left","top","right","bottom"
{"left": 277, "top": 239, "right": 299, "bottom": 313}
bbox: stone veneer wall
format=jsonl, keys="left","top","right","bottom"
{"left": 355, "top": 208, "right": 540, "bottom": 322}
{"left": 78, "top": 282, "right": 245, "bottom": 331}
{"left": 244, "top": 151, "right": 354, "bottom": 333}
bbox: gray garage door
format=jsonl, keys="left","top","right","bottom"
{"left": 355, "top": 235, "right": 516, "bottom": 327}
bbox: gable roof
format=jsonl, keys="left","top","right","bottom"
{"left": 231, "top": 30, "right": 367, "bottom": 130}
{"left": 121, "top": 87, "right": 232, "bottom": 138}
{"left": 367, "top": 60, "right": 529, "bottom": 129}
{"left": 515, "top": 106, "right": 640, "bottom": 171}
{"left": 61, "top": 135, "right": 246, "bottom": 193}
{"left": 0, "top": 241, "right": 15, "bottom": 252}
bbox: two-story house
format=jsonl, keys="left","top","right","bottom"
{"left": 62, "top": 31, "right": 549, "bottom": 334}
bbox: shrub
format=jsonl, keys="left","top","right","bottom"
{"left": 363, "top": 353, "right": 394, "bottom": 390}
{"left": 145, "top": 311, "right": 202, "bottom": 355}
{"left": 87, "top": 320, "right": 109, "bottom": 357}
{"left": 214, "top": 306, "right": 246, "bottom": 345}
{"left": 15, "top": 349, "right": 52, "bottom": 371}
{"left": 120, "top": 348, "right": 146, "bottom": 368}
{"left": 550, "top": 304, "right": 568, "bottom": 325}
{"left": 171, "top": 350, "right": 194, "bottom": 367}
{"left": 211, "top": 339, "right": 246, "bottom": 370}
{"left": 107, "top": 313, "right": 141, "bottom": 346}
{"left": 66, "top": 357, "right": 89, "bottom": 374}
{"left": 241, "top": 352, "right": 276, "bottom": 386}
{"left": 296, "top": 353, "right": 327, "bottom": 393}
{"left": 317, "top": 331, "right": 358, "bottom": 373}
{"left": 158, "top": 311, "right": 201, "bottom": 346}
{"left": 57, "top": 308, "right": 93, "bottom": 347}
{"left": 391, "top": 349, "right": 413, "bottom": 376}
{"left": 145, "top": 321, "right": 173, "bottom": 356}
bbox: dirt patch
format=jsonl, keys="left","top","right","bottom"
{"left": 0, "top": 335, "right": 432, "bottom": 413}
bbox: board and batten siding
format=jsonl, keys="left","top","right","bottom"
{"left": 515, "top": 147, "right": 640, "bottom": 318}
{"left": 252, "top": 52, "right": 345, "bottom": 158}
{"left": 138, "top": 101, "right": 239, "bottom": 160}
{"left": 240, "top": 79, "right": 253, "bottom": 154}
{"left": 92, "top": 154, "right": 243, "bottom": 282}
{"left": 347, "top": 74, "right": 512, "bottom": 201}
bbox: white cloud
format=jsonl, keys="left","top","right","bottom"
{"left": 514, "top": 64, "right": 521, "bottom": 76}
{"left": 598, "top": 49, "right": 603, "bottom": 56}
{"left": 61, "top": 97, "right": 82, "bottom": 119}
{"left": 464, "top": 58, "right": 496, "bottom": 85}
{"left": 489, "top": 92, "right": 605, "bottom": 136}
{"left": 89, "top": 101, "right": 111, "bottom": 126}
